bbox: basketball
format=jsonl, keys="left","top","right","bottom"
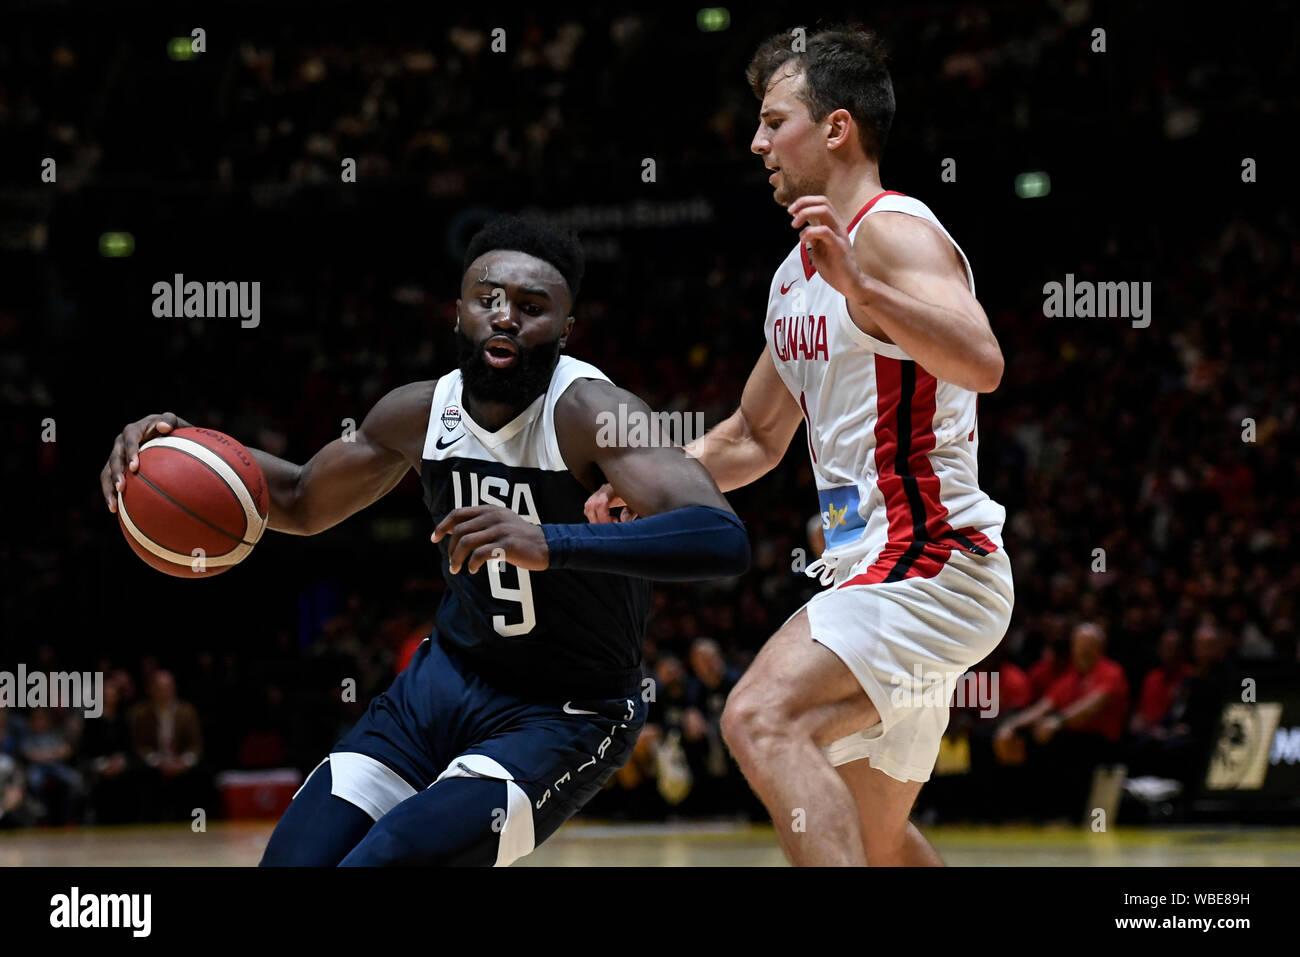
{"left": 116, "top": 427, "right": 269, "bottom": 578}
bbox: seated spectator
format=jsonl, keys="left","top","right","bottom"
{"left": 80, "top": 681, "right": 138, "bottom": 824}
{"left": 0, "top": 707, "right": 24, "bottom": 759}
{"left": 129, "top": 670, "right": 206, "bottom": 822}
{"left": 644, "top": 655, "right": 697, "bottom": 810}
{"left": 685, "top": 638, "right": 748, "bottom": 817}
{"left": 994, "top": 622, "right": 1130, "bottom": 821}
{"left": 0, "top": 710, "right": 36, "bottom": 828}
{"left": 0, "top": 753, "right": 36, "bottom": 829}
{"left": 1124, "top": 628, "right": 1194, "bottom": 781}
{"left": 20, "top": 708, "right": 85, "bottom": 826}
{"left": 1131, "top": 629, "right": 1191, "bottom": 735}
{"left": 646, "top": 655, "right": 693, "bottom": 739}
{"left": 1140, "top": 620, "right": 1240, "bottom": 787}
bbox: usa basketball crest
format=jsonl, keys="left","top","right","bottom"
{"left": 441, "top": 406, "right": 461, "bottom": 431}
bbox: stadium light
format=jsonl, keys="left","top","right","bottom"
{"left": 98, "top": 232, "right": 135, "bottom": 257}
{"left": 167, "top": 37, "right": 197, "bottom": 61}
{"left": 1015, "top": 171, "right": 1051, "bottom": 199}
{"left": 697, "top": 8, "right": 730, "bottom": 32}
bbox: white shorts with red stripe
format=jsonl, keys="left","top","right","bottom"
{"left": 800, "top": 538, "right": 1014, "bottom": 783}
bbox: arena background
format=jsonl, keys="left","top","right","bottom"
{"left": 1, "top": 0, "right": 1298, "bottom": 859}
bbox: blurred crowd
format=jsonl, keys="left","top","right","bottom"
{"left": 1, "top": 666, "right": 208, "bottom": 828}
{"left": 4, "top": 4, "right": 1290, "bottom": 200}
{"left": 2, "top": 2, "right": 1297, "bottom": 829}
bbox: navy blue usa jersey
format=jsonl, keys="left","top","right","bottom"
{"left": 420, "top": 357, "right": 651, "bottom": 701}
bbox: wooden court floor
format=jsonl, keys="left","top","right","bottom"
{"left": 2, "top": 821, "right": 1299, "bottom": 866}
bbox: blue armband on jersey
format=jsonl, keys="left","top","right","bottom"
{"left": 543, "top": 505, "right": 750, "bottom": 581}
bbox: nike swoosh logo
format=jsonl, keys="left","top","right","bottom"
{"left": 435, "top": 434, "right": 464, "bottom": 450}
{"left": 562, "top": 701, "right": 598, "bottom": 716}
{"left": 780, "top": 279, "right": 796, "bottom": 294}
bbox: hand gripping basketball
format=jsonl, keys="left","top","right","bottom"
{"left": 101, "top": 413, "right": 270, "bottom": 577}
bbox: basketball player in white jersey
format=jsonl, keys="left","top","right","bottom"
{"left": 586, "top": 26, "right": 1013, "bottom": 865}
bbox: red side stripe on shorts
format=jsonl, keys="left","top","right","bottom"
{"left": 849, "top": 541, "right": 952, "bottom": 586}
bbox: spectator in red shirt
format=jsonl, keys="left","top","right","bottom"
{"left": 997, "top": 660, "right": 1035, "bottom": 714}
{"left": 1039, "top": 627, "right": 1130, "bottom": 743}
{"left": 1131, "top": 628, "right": 1190, "bottom": 733}
{"left": 1127, "top": 620, "right": 1236, "bottom": 785}
{"left": 996, "top": 623, "right": 1130, "bottom": 745}
{"left": 994, "top": 622, "right": 1130, "bottom": 820}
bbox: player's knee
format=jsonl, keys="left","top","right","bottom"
{"left": 721, "top": 685, "right": 794, "bottom": 762}
{"left": 260, "top": 761, "right": 375, "bottom": 866}
{"left": 719, "top": 687, "right": 755, "bottom": 753}
{"left": 341, "top": 815, "right": 416, "bottom": 866}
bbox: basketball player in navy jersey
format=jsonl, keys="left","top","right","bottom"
{"left": 99, "top": 216, "right": 750, "bottom": 865}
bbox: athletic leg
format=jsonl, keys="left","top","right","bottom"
{"left": 725, "top": 547, "right": 1013, "bottom": 865}
{"left": 835, "top": 757, "right": 943, "bottom": 866}
{"left": 341, "top": 695, "right": 645, "bottom": 866}
{"left": 262, "top": 638, "right": 465, "bottom": 865}
{"left": 260, "top": 760, "right": 376, "bottom": 866}
{"left": 721, "top": 609, "right": 878, "bottom": 865}
{"left": 339, "top": 776, "right": 512, "bottom": 866}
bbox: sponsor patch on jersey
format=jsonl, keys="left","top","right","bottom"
{"left": 441, "top": 406, "right": 461, "bottom": 431}
{"left": 818, "top": 485, "right": 866, "bottom": 550}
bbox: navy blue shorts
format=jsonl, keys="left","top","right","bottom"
{"left": 322, "top": 634, "right": 645, "bottom": 861}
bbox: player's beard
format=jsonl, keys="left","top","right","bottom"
{"left": 775, "top": 167, "right": 825, "bottom": 207}
{"left": 456, "top": 326, "right": 563, "bottom": 409}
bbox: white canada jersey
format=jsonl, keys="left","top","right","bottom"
{"left": 765, "top": 191, "right": 1006, "bottom": 584}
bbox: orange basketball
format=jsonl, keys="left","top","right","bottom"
{"left": 116, "top": 427, "right": 269, "bottom": 578}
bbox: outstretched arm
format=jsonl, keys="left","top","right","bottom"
{"left": 99, "top": 381, "right": 432, "bottom": 536}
